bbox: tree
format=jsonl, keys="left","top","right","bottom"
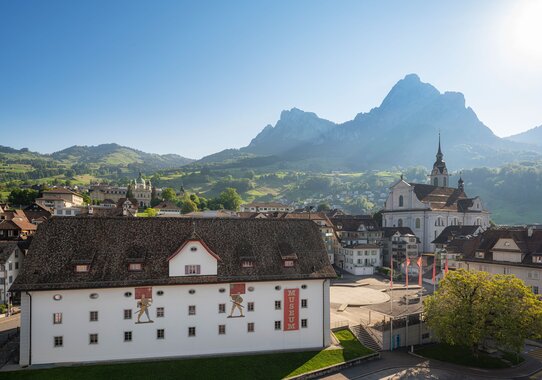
{"left": 218, "top": 188, "right": 242, "bottom": 211}
{"left": 181, "top": 199, "right": 198, "bottom": 214}
{"left": 145, "top": 208, "right": 157, "bottom": 217}
{"left": 424, "top": 269, "right": 542, "bottom": 355}
{"left": 8, "top": 189, "right": 39, "bottom": 206}
{"left": 82, "top": 193, "right": 91, "bottom": 205}
{"left": 317, "top": 203, "right": 331, "bottom": 212}
{"left": 161, "top": 188, "right": 177, "bottom": 202}
{"left": 126, "top": 183, "right": 134, "bottom": 199}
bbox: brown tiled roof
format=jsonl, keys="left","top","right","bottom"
{"left": 409, "top": 183, "right": 469, "bottom": 211}
{"left": 0, "top": 219, "right": 36, "bottom": 231}
{"left": 330, "top": 217, "right": 379, "bottom": 232}
{"left": 0, "top": 241, "right": 20, "bottom": 263}
{"left": 432, "top": 225, "right": 481, "bottom": 244}
{"left": 461, "top": 227, "right": 542, "bottom": 268}
{"left": 343, "top": 244, "right": 381, "bottom": 249}
{"left": 42, "top": 188, "right": 82, "bottom": 196}
{"left": 242, "top": 202, "right": 291, "bottom": 208}
{"left": 381, "top": 227, "right": 416, "bottom": 238}
{"left": 284, "top": 212, "right": 333, "bottom": 227}
{"left": 153, "top": 201, "right": 181, "bottom": 210}
{"left": 11, "top": 217, "right": 335, "bottom": 291}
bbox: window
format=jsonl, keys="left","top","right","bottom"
{"left": 274, "top": 321, "right": 281, "bottom": 330}
{"left": 247, "top": 322, "right": 255, "bottom": 332}
{"left": 54, "top": 336, "right": 63, "bottom": 347}
{"left": 218, "top": 303, "right": 226, "bottom": 314}
{"left": 274, "top": 301, "right": 281, "bottom": 310}
{"left": 188, "top": 327, "right": 196, "bottom": 337}
{"left": 90, "top": 311, "right": 98, "bottom": 322}
{"left": 397, "top": 219, "right": 403, "bottom": 227}
{"left": 241, "top": 260, "right": 254, "bottom": 268}
{"left": 89, "top": 334, "right": 98, "bottom": 344}
{"left": 128, "top": 263, "right": 143, "bottom": 271}
{"left": 185, "top": 265, "right": 201, "bottom": 275}
{"left": 124, "top": 331, "right": 132, "bottom": 342}
{"left": 443, "top": 177, "right": 447, "bottom": 187}
{"left": 301, "top": 319, "right": 308, "bottom": 328}
{"left": 433, "top": 178, "right": 438, "bottom": 186}
{"left": 75, "top": 264, "right": 90, "bottom": 273}
{"left": 247, "top": 302, "right": 254, "bottom": 312}
{"left": 398, "top": 195, "right": 404, "bottom": 207}
{"left": 53, "top": 313, "right": 62, "bottom": 324}
{"left": 533, "top": 286, "right": 540, "bottom": 295}
{"left": 188, "top": 305, "right": 196, "bottom": 315}
{"left": 157, "top": 329, "right": 165, "bottom": 339}
{"left": 301, "top": 299, "right": 308, "bottom": 308}
{"left": 124, "top": 309, "right": 132, "bottom": 320}
{"left": 15, "top": 262, "right": 19, "bottom": 270}
{"left": 283, "top": 260, "right": 295, "bottom": 267}
{"left": 415, "top": 218, "right": 421, "bottom": 229}
{"left": 504, "top": 267, "right": 511, "bottom": 275}
{"left": 218, "top": 325, "right": 226, "bottom": 335}
{"left": 156, "top": 307, "right": 165, "bottom": 318}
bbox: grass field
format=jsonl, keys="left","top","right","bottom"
{"left": 416, "top": 343, "right": 523, "bottom": 369}
{"left": 0, "top": 329, "right": 373, "bottom": 380}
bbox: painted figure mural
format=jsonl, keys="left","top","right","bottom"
{"left": 228, "top": 283, "right": 245, "bottom": 318}
{"left": 135, "top": 287, "right": 154, "bottom": 324}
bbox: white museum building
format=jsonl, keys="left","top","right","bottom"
{"left": 11, "top": 217, "right": 335, "bottom": 366}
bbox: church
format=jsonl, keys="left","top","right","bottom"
{"left": 381, "top": 136, "right": 491, "bottom": 253}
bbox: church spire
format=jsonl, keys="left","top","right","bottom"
{"left": 429, "top": 133, "right": 449, "bottom": 187}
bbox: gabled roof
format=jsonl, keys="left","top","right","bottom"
{"left": 0, "top": 241, "right": 20, "bottom": 263}
{"left": 409, "top": 183, "right": 468, "bottom": 211}
{"left": 167, "top": 238, "right": 221, "bottom": 262}
{"left": 381, "top": 227, "right": 416, "bottom": 238}
{"left": 432, "top": 225, "right": 481, "bottom": 244}
{"left": 330, "top": 217, "right": 379, "bottom": 232}
{"left": 11, "top": 218, "right": 335, "bottom": 291}
{"left": 153, "top": 201, "right": 181, "bottom": 210}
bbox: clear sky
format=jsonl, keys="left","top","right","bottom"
{"left": 1, "top": 0, "right": 541, "bottom": 159}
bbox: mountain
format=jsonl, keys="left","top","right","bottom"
{"left": 199, "top": 74, "right": 541, "bottom": 171}
{"left": 51, "top": 143, "right": 193, "bottom": 168}
{"left": 506, "top": 125, "right": 542, "bottom": 146}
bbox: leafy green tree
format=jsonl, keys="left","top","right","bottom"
{"left": 82, "top": 193, "right": 91, "bottom": 205}
{"left": 181, "top": 199, "right": 198, "bottom": 214}
{"left": 218, "top": 188, "right": 242, "bottom": 211}
{"left": 424, "top": 269, "right": 542, "bottom": 355}
{"left": 317, "top": 203, "right": 331, "bottom": 212}
{"left": 8, "top": 188, "right": 39, "bottom": 206}
{"left": 145, "top": 208, "right": 157, "bottom": 217}
{"left": 150, "top": 198, "right": 161, "bottom": 207}
{"left": 161, "top": 188, "right": 177, "bottom": 202}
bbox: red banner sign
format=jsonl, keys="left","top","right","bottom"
{"left": 283, "top": 288, "right": 299, "bottom": 331}
{"left": 135, "top": 287, "right": 152, "bottom": 299}
{"left": 230, "top": 283, "right": 246, "bottom": 295}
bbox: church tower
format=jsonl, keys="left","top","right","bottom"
{"left": 429, "top": 133, "right": 449, "bottom": 187}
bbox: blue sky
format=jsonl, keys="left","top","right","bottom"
{"left": 1, "top": 1, "right": 541, "bottom": 158}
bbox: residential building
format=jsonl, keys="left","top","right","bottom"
{"left": 339, "top": 244, "right": 382, "bottom": 275}
{"left": 153, "top": 201, "right": 182, "bottom": 216}
{"left": 459, "top": 226, "right": 542, "bottom": 295}
{"left": 11, "top": 218, "right": 335, "bottom": 366}
{"left": 35, "top": 188, "right": 84, "bottom": 210}
{"left": 381, "top": 136, "right": 490, "bottom": 253}
{"left": 381, "top": 227, "right": 419, "bottom": 266}
{"left": 432, "top": 225, "right": 482, "bottom": 270}
{"left": 0, "top": 241, "right": 25, "bottom": 303}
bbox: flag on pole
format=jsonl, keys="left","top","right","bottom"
{"left": 405, "top": 257, "right": 410, "bottom": 288}
{"left": 390, "top": 255, "right": 393, "bottom": 289}
{"left": 444, "top": 255, "right": 449, "bottom": 275}
{"left": 432, "top": 256, "right": 436, "bottom": 285}
{"left": 417, "top": 256, "right": 423, "bottom": 286}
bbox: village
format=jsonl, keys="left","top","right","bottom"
{"left": 0, "top": 141, "right": 541, "bottom": 379}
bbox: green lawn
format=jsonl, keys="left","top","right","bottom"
{"left": 0, "top": 329, "right": 373, "bottom": 380}
{"left": 416, "top": 343, "right": 523, "bottom": 369}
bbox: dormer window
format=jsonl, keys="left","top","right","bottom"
{"left": 75, "top": 264, "right": 90, "bottom": 273}
{"left": 241, "top": 260, "right": 254, "bottom": 268}
{"left": 185, "top": 265, "right": 201, "bottom": 275}
{"left": 128, "top": 263, "right": 143, "bottom": 271}
{"left": 283, "top": 260, "right": 295, "bottom": 268}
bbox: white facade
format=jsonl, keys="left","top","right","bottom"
{"left": 1, "top": 244, "right": 23, "bottom": 303}
{"left": 19, "top": 279, "right": 330, "bottom": 366}
{"left": 340, "top": 246, "right": 382, "bottom": 275}
{"left": 382, "top": 180, "right": 490, "bottom": 253}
